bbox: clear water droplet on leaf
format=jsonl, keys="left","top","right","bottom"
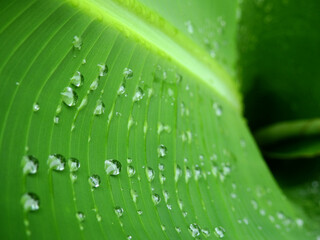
{"left": 33, "top": 103, "right": 40, "bottom": 112}
{"left": 61, "top": 87, "right": 78, "bottom": 107}
{"left": 94, "top": 99, "right": 105, "bottom": 116}
{"left": 123, "top": 68, "right": 133, "bottom": 79}
{"left": 104, "top": 159, "right": 122, "bottom": 176}
{"left": 70, "top": 71, "right": 84, "bottom": 87}
{"left": 22, "top": 155, "right": 39, "bottom": 175}
{"left": 88, "top": 174, "right": 101, "bottom": 188}
{"left": 21, "top": 193, "right": 40, "bottom": 212}
{"left": 158, "top": 144, "right": 167, "bottom": 157}
{"left": 47, "top": 154, "right": 66, "bottom": 171}
{"left": 72, "top": 36, "right": 82, "bottom": 50}
{"left": 68, "top": 158, "right": 80, "bottom": 172}
{"left": 114, "top": 206, "right": 124, "bottom": 217}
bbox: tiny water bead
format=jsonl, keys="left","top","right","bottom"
{"left": 188, "top": 223, "right": 200, "bottom": 237}
{"left": 213, "top": 102, "right": 223, "bottom": 116}
{"left": 117, "top": 84, "right": 126, "bottom": 95}
{"left": 68, "top": 158, "right": 80, "bottom": 172}
{"left": 123, "top": 68, "right": 133, "bottom": 79}
{"left": 157, "top": 144, "right": 167, "bottom": 157}
{"left": 97, "top": 63, "right": 108, "bottom": 76}
{"left": 21, "top": 193, "right": 40, "bottom": 212}
{"left": 76, "top": 212, "right": 85, "bottom": 222}
{"left": 201, "top": 228, "right": 211, "bottom": 237}
{"left": 152, "top": 194, "right": 161, "bottom": 205}
{"left": 158, "top": 163, "right": 165, "bottom": 171}
{"left": 157, "top": 122, "right": 171, "bottom": 135}
{"left": 145, "top": 167, "right": 155, "bottom": 182}
{"left": 90, "top": 78, "right": 99, "bottom": 91}
{"left": 32, "top": 103, "right": 40, "bottom": 112}
{"left": 61, "top": 87, "right": 78, "bottom": 107}
{"left": 104, "top": 159, "right": 122, "bottom": 176}
{"left": 70, "top": 71, "right": 84, "bottom": 87}
{"left": 131, "top": 189, "right": 138, "bottom": 203}
{"left": 22, "top": 155, "right": 39, "bottom": 175}
{"left": 214, "top": 226, "right": 225, "bottom": 238}
{"left": 88, "top": 174, "right": 101, "bottom": 188}
{"left": 175, "top": 165, "right": 182, "bottom": 182}
{"left": 94, "top": 99, "right": 105, "bottom": 115}
{"left": 47, "top": 154, "right": 66, "bottom": 171}
{"left": 185, "top": 20, "right": 194, "bottom": 34}
{"left": 72, "top": 36, "right": 82, "bottom": 50}
{"left": 54, "top": 116, "right": 59, "bottom": 124}
{"left": 127, "top": 165, "right": 135, "bottom": 177}
{"left": 114, "top": 206, "right": 124, "bottom": 217}
{"left": 133, "top": 87, "right": 144, "bottom": 102}
{"left": 82, "top": 58, "right": 86, "bottom": 64}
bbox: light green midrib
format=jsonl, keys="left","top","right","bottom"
{"left": 66, "top": 0, "right": 242, "bottom": 112}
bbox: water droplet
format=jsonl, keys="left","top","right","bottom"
{"left": 158, "top": 163, "right": 165, "bottom": 171}
{"left": 76, "top": 211, "right": 85, "bottom": 222}
{"left": 127, "top": 165, "right": 135, "bottom": 177}
{"left": 68, "top": 158, "right": 80, "bottom": 172}
{"left": 96, "top": 213, "right": 102, "bottom": 222}
{"left": 163, "top": 190, "right": 169, "bottom": 202}
{"left": 54, "top": 116, "right": 60, "bottom": 124}
{"left": 47, "top": 154, "right": 66, "bottom": 171}
{"left": 90, "top": 78, "right": 99, "bottom": 91}
{"left": 175, "top": 227, "right": 181, "bottom": 233}
{"left": 159, "top": 174, "right": 166, "bottom": 184}
{"left": 131, "top": 189, "right": 138, "bottom": 203}
{"left": 94, "top": 99, "right": 105, "bottom": 115}
{"left": 145, "top": 167, "right": 155, "bottom": 182}
{"left": 127, "top": 158, "right": 133, "bottom": 164}
{"left": 178, "top": 199, "right": 183, "bottom": 210}
{"left": 88, "top": 174, "right": 101, "bottom": 188}
{"left": 185, "top": 21, "right": 194, "bottom": 34}
{"left": 33, "top": 103, "right": 40, "bottom": 112}
{"left": 214, "top": 226, "right": 225, "bottom": 238}
{"left": 21, "top": 193, "right": 40, "bottom": 212}
{"left": 296, "top": 218, "right": 304, "bottom": 227}
{"left": 157, "top": 122, "right": 171, "bottom": 135}
{"left": 72, "top": 36, "right": 82, "bottom": 50}
{"left": 174, "top": 165, "right": 182, "bottom": 182}
{"left": 133, "top": 87, "right": 144, "bottom": 102}
{"left": 152, "top": 193, "right": 161, "bottom": 205}
{"left": 104, "top": 159, "right": 122, "bottom": 176}
{"left": 137, "top": 210, "right": 143, "bottom": 215}
{"left": 127, "top": 115, "right": 135, "bottom": 130}
{"left": 114, "top": 206, "right": 124, "bottom": 217}
{"left": 123, "top": 68, "right": 133, "bottom": 79}
{"left": 201, "top": 228, "right": 211, "bottom": 237}
{"left": 61, "top": 87, "right": 78, "bottom": 107}
{"left": 161, "top": 225, "right": 166, "bottom": 231}
{"left": 158, "top": 144, "right": 167, "bottom": 157}
{"left": 22, "top": 155, "right": 39, "bottom": 175}
{"left": 127, "top": 236, "right": 132, "bottom": 240}
{"left": 213, "top": 102, "right": 223, "bottom": 116}
{"left": 194, "top": 165, "right": 202, "bottom": 180}
{"left": 117, "top": 84, "right": 126, "bottom": 95}
{"left": 70, "top": 71, "right": 84, "bottom": 87}
{"left": 185, "top": 167, "right": 192, "bottom": 183}
{"left": 97, "top": 63, "right": 108, "bottom": 76}
{"left": 70, "top": 173, "right": 77, "bottom": 183}
{"left": 188, "top": 223, "right": 200, "bottom": 237}
{"left": 82, "top": 59, "right": 86, "bottom": 64}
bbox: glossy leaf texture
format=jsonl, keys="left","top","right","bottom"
{"left": 0, "top": 0, "right": 318, "bottom": 239}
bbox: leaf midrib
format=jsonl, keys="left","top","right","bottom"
{"left": 66, "top": 0, "right": 242, "bottom": 112}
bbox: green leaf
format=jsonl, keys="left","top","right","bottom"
{"left": 0, "top": 0, "right": 318, "bottom": 239}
